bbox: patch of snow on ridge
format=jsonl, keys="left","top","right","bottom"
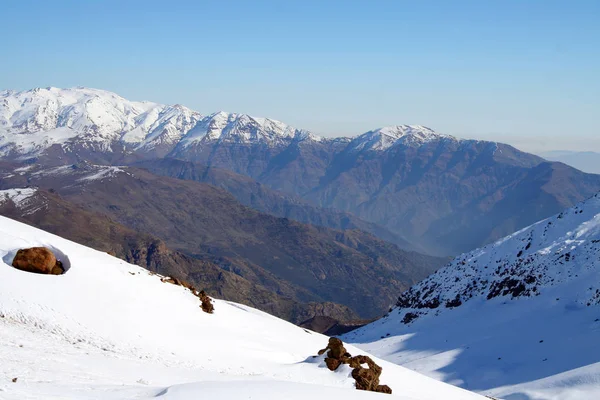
{"left": 0, "top": 188, "right": 37, "bottom": 207}
{"left": 177, "top": 111, "right": 319, "bottom": 147}
{"left": 349, "top": 125, "right": 456, "bottom": 152}
{"left": 0, "top": 215, "right": 485, "bottom": 400}
{"left": 77, "top": 166, "right": 125, "bottom": 182}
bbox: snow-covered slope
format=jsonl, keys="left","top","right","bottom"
{"left": 0, "top": 216, "right": 484, "bottom": 399}
{"left": 347, "top": 125, "right": 456, "bottom": 152}
{"left": 344, "top": 193, "right": 600, "bottom": 400}
{"left": 0, "top": 88, "right": 323, "bottom": 159}
{"left": 177, "top": 111, "right": 320, "bottom": 147}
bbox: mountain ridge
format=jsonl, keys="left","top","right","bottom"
{"left": 0, "top": 86, "right": 466, "bottom": 158}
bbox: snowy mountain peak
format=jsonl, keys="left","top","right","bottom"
{"left": 177, "top": 111, "right": 320, "bottom": 147}
{"left": 350, "top": 125, "right": 455, "bottom": 152}
{"left": 0, "top": 87, "right": 201, "bottom": 157}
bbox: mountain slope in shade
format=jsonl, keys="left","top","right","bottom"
{"left": 132, "top": 158, "right": 420, "bottom": 252}
{"left": 0, "top": 216, "right": 485, "bottom": 400}
{"left": 0, "top": 187, "right": 357, "bottom": 324}
{"left": 343, "top": 192, "right": 600, "bottom": 400}
{"left": 0, "top": 163, "right": 444, "bottom": 318}
{"left": 307, "top": 137, "right": 600, "bottom": 256}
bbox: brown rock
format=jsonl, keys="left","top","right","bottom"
{"left": 326, "top": 337, "right": 347, "bottom": 359}
{"left": 375, "top": 385, "right": 392, "bottom": 394}
{"left": 352, "top": 367, "right": 380, "bottom": 391}
{"left": 316, "top": 338, "right": 392, "bottom": 394}
{"left": 325, "top": 357, "right": 341, "bottom": 371}
{"left": 199, "top": 290, "right": 214, "bottom": 314}
{"left": 12, "top": 378, "right": 17, "bottom": 383}
{"left": 12, "top": 247, "right": 64, "bottom": 275}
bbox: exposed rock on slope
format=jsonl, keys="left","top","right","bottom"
{"left": 317, "top": 338, "right": 392, "bottom": 394}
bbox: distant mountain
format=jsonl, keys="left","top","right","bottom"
{"left": 0, "top": 163, "right": 443, "bottom": 318}
{"left": 540, "top": 150, "right": 600, "bottom": 174}
{"left": 344, "top": 192, "right": 600, "bottom": 399}
{"left": 0, "top": 87, "right": 201, "bottom": 161}
{"left": 3, "top": 87, "right": 600, "bottom": 256}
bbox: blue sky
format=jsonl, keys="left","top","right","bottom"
{"left": 2, "top": 0, "right": 599, "bottom": 151}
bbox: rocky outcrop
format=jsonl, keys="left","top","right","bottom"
{"left": 12, "top": 247, "right": 64, "bottom": 275}
{"left": 160, "top": 275, "right": 214, "bottom": 314}
{"left": 316, "top": 338, "right": 392, "bottom": 394}
{"left": 199, "top": 290, "right": 214, "bottom": 314}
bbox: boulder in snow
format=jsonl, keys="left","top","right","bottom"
{"left": 316, "top": 338, "right": 391, "bottom": 394}
{"left": 12, "top": 247, "right": 65, "bottom": 275}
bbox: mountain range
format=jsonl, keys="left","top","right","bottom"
{"left": 3, "top": 87, "right": 599, "bottom": 257}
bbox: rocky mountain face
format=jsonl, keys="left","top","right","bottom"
{"left": 343, "top": 192, "right": 600, "bottom": 398}
{"left": 4, "top": 87, "right": 598, "bottom": 256}
{"left": 0, "top": 163, "right": 443, "bottom": 319}
{"left": 0, "top": 187, "right": 358, "bottom": 324}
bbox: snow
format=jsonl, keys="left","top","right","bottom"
{"left": 13, "top": 165, "right": 34, "bottom": 174}
{"left": 0, "top": 216, "right": 484, "bottom": 400}
{"left": 344, "top": 193, "right": 600, "bottom": 399}
{"left": 77, "top": 166, "right": 125, "bottom": 181}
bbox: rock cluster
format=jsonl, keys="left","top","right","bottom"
{"left": 317, "top": 337, "right": 392, "bottom": 394}
{"left": 160, "top": 276, "right": 214, "bottom": 314}
{"left": 12, "top": 247, "right": 64, "bottom": 275}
